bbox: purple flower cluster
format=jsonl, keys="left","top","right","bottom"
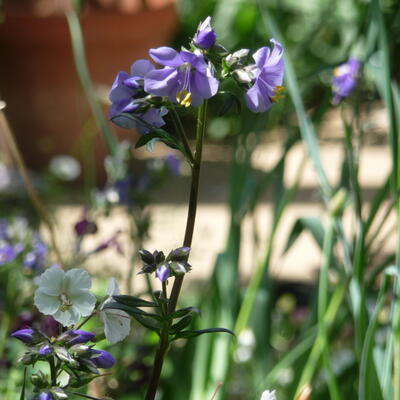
{"left": 109, "top": 17, "right": 285, "bottom": 132}
{"left": 0, "top": 218, "right": 48, "bottom": 273}
{"left": 332, "top": 57, "right": 361, "bottom": 104}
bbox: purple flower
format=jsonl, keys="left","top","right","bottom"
{"left": 90, "top": 349, "right": 116, "bottom": 369}
{"left": 332, "top": 58, "right": 361, "bottom": 105}
{"left": 156, "top": 264, "right": 170, "bottom": 282}
{"left": 39, "top": 392, "right": 53, "bottom": 400}
{"left": 67, "top": 330, "right": 95, "bottom": 345}
{"left": 11, "top": 328, "right": 37, "bottom": 344}
{"left": 165, "top": 154, "right": 181, "bottom": 176}
{"left": 193, "top": 17, "right": 216, "bottom": 49}
{"left": 0, "top": 244, "right": 16, "bottom": 265}
{"left": 23, "top": 235, "right": 47, "bottom": 272}
{"left": 39, "top": 344, "right": 53, "bottom": 356}
{"left": 144, "top": 47, "right": 219, "bottom": 107}
{"left": 94, "top": 232, "right": 124, "bottom": 256}
{"left": 244, "top": 39, "right": 285, "bottom": 113}
{"left": 109, "top": 60, "right": 168, "bottom": 134}
{"left": 74, "top": 217, "right": 98, "bottom": 237}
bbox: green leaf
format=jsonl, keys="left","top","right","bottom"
{"left": 284, "top": 217, "right": 325, "bottom": 253}
{"left": 103, "top": 301, "right": 162, "bottom": 321}
{"left": 172, "top": 327, "right": 235, "bottom": 341}
{"left": 131, "top": 313, "right": 162, "bottom": 333}
{"left": 170, "top": 315, "right": 194, "bottom": 334}
{"left": 112, "top": 294, "right": 158, "bottom": 308}
{"left": 168, "top": 306, "right": 201, "bottom": 321}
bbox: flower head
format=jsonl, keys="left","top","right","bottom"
{"left": 39, "top": 344, "right": 53, "bottom": 356}
{"left": 34, "top": 267, "right": 96, "bottom": 327}
{"left": 241, "top": 39, "right": 284, "bottom": 113}
{"left": 90, "top": 349, "right": 116, "bottom": 369}
{"left": 144, "top": 47, "right": 219, "bottom": 107}
{"left": 39, "top": 392, "right": 53, "bottom": 400}
{"left": 193, "top": 16, "right": 217, "bottom": 49}
{"left": 109, "top": 60, "right": 168, "bottom": 133}
{"left": 332, "top": 57, "right": 360, "bottom": 105}
{"left": 100, "top": 278, "right": 131, "bottom": 344}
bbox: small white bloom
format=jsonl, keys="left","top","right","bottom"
{"left": 261, "top": 390, "right": 277, "bottom": 400}
{"left": 100, "top": 278, "right": 131, "bottom": 344}
{"left": 34, "top": 267, "right": 96, "bottom": 326}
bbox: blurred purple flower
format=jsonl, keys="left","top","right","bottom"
{"left": 94, "top": 232, "right": 124, "bottom": 256}
{"left": 165, "top": 154, "right": 181, "bottom": 176}
{"left": 90, "top": 349, "right": 116, "bottom": 369}
{"left": 244, "top": 39, "right": 285, "bottom": 113}
{"left": 144, "top": 47, "right": 219, "bottom": 107}
{"left": 0, "top": 244, "right": 17, "bottom": 265}
{"left": 74, "top": 216, "right": 98, "bottom": 238}
{"left": 109, "top": 60, "right": 168, "bottom": 134}
{"left": 193, "top": 16, "right": 216, "bottom": 49}
{"left": 332, "top": 58, "right": 361, "bottom": 105}
{"left": 23, "top": 235, "right": 47, "bottom": 272}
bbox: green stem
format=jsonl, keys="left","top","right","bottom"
{"left": 170, "top": 105, "right": 195, "bottom": 165}
{"left": 49, "top": 356, "right": 57, "bottom": 386}
{"left": 0, "top": 109, "right": 65, "bottom": 267}
{"left": 65, "top": 10, "right": 117, "bottom": 154}
{"left": 144, "top": 101, "right": 208, "bottom": 400}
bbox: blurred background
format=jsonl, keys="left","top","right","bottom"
{"left": 0, "top": 0, "right": 399, "bottom": 399}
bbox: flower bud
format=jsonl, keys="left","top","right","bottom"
{"left": 193, "top": 17, "right": 217, "bottom": 49}
{"left": 168, "top": 246, "right": 191, "bottom": 262}
{"left": 50, "top": 387, "right": 68, "bottom": 400}
{"left": 69, "top": 344, "right": 91, "bottom": 356}
{"left": 156, "top": 264, "right": 170, "bottom": 282}
{"left": 11, "top": 328, "right": 42, "bottom": 344}
{"left": 39, "top": 344, "right": 53, "bottom": 356}
{"left": 39, "top": 392, "right": 53, "bottom": 400}
{"left": 67, "top": 330, "right": 95, "bottom": 345}
{"left": 225, "top": 49, "right": 250, "bottom": 67}
{"left": 90, "top": 349, "right": 116, "bottom": 369}
{"left": 31, "top": 371, "right": 48, "bottom": 389}
{"left": 74, "top": 218, "right": 98, "bottom": 237}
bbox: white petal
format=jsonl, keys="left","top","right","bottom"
{"left": 69, "top": 290, "right": 96, "bottom": 316}
{"left": 107, "top": 278, "right": 121, "bottom": 296}
{"left": 53, "top": 307, "right": 80, "bottom": 326}
{"left": 34, "top": 289, "right": 61, "bottom": 314}
{"left": 100, "top": 309, "right": 131, "bottom": 344}
{"left": 64, "top": 268, "right": 92, "bottom": 294}
{"left": 261, "top": 390, "right": 276, "bottom": 400}
{"left": 37, "top": 266, "right": 64, "bottom": 296}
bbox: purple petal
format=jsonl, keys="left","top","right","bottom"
{"left": 130, "top": 59, "right": 155, "bottom": 77}
{"left": 149, "top": 47, "right": 183, "bottom": 67}
{"left": 194, "top": 16, "right": 216, "bottom": 49}
{"left": 122, "top": 77, "right": 140, "bottom": 89}
{"left": 156, "top": 264, "right": 170, "bottom": 282}
{"left": 180, "top": 51, "right": 208, "bottom": 74}
{"left": 253, "top": 47, "right": 271, "bottom": 69}
{"left": 90, "top": 349, "right": 115, "bottom": 369}
{"left": 246, "top": 80, "right": 273, "bottom": 113}
{"left": 192, "top": 70, "right": 219, "bottom": 100}
{"left": 258, "top": 62, "right": 284, "bottom": 87}
{"left": 144, "top": 67, "right": 179, "bottom": 97}
{"left": 136, "top": 108, "right": 167, "bottom": 134}
{"left": 266, "top": 39, "right": 284, "bottom": 66}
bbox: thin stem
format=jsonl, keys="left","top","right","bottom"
{"left": 168, "top": 100, "right": 208, "bottom": 314}
{"left": 49, "top": 356, "right": 57, "bottom": 386}
{"left": 170, "top": 105, "right": 195, "bottom": 165}
{"left": 0, "top": 108, "right": 65, "bottom": 267}
{"left": 144, "top": 101, "right": 208, "bottom": 400}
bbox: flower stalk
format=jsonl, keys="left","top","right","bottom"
{"left": 145, "top": 100, "right": 208, "bottom": 400}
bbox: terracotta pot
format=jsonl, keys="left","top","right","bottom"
{"left": 0, "top": 1, "right": 178, "bottom": 172}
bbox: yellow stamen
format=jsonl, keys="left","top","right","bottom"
{"left": 271, "top": 85, "right": 285, "bottom": 103}
{"left": 176, "top": 89, "right": 192, "bottom": 107}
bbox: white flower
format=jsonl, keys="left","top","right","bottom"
{"left": 100, "top": 278, "right": 131, "bottom": 344}
{"left": 261, "top": 390, "right": 277, "bottom": 400}
{"left": 34, "top": 267, "right": 96, "bottom": 326}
